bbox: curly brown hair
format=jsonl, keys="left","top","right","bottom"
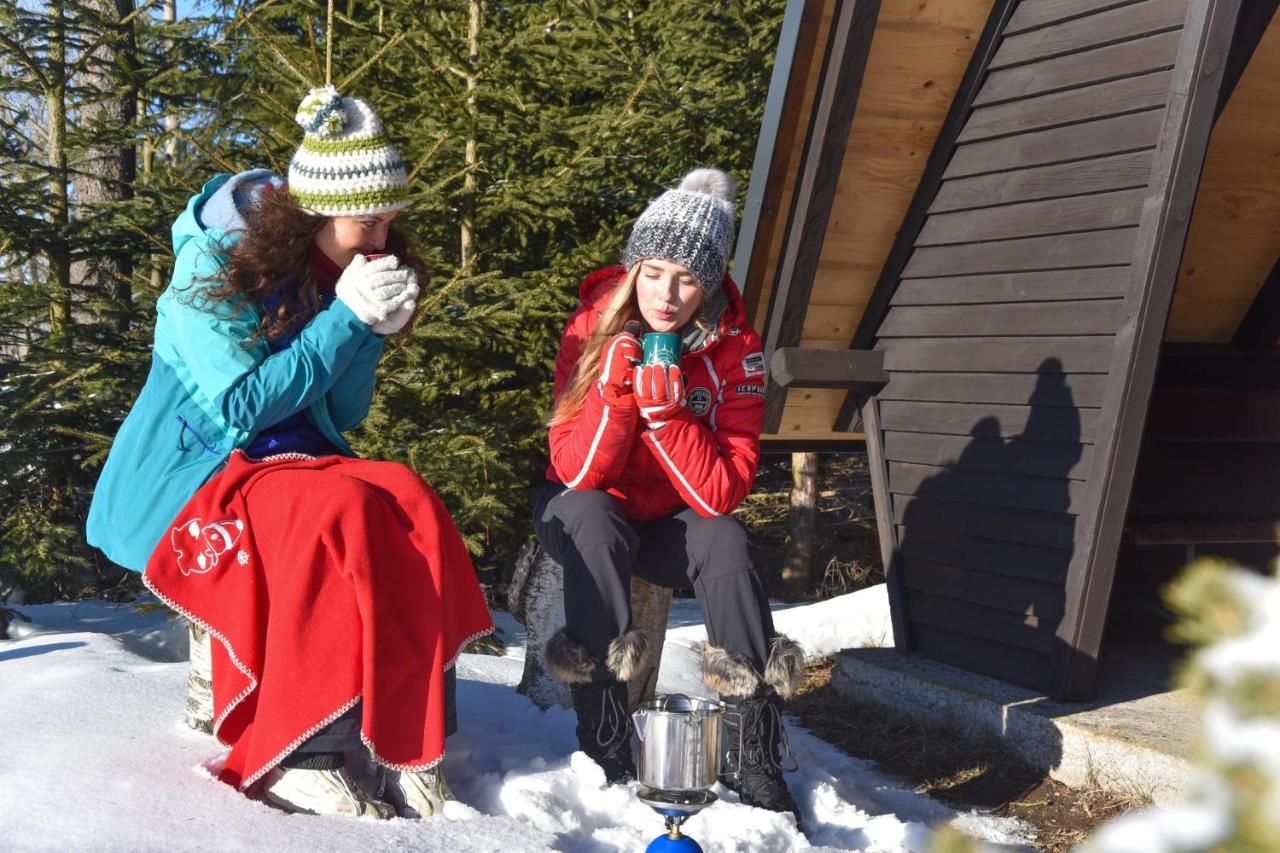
{"left": 201, "top": 188, "right": 426, "bottom": 342}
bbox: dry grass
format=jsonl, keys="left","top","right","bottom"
{"left": 789, "top": 660, "right": 1146, "bottom": 852}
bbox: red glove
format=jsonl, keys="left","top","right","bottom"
{"left": 633, "top": 363, "right": 686, "bottom": 426}
{"left": 597, "top": 330, "right": 643, "bottom": 405}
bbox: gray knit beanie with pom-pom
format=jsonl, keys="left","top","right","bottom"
{"left": 623, "top": 168, "right": 737, "bottom": 293}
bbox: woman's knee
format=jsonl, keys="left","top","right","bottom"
{"left": 685, "top": 515, "right": 752, "bottom": 580}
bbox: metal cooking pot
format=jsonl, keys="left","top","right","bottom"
{"left": 633, "top": 694, "right": 725, "bottom": 792}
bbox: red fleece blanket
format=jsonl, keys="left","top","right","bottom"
{"left": 144, "top": 451, "right": 493, "bottom": 791}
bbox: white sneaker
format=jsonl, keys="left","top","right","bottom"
{"left": 387, "top": 766, "right": 452, "bottom": 818}
{"left": 262, "top": 766, "right": 396, "bottom": 819}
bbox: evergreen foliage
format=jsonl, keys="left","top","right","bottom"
{"left": 0, "top": 0, "right": 785, "bottom": 598}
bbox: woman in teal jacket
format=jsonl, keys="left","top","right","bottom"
{"left": 86, "top": 87, "right": 492, "bottom": 820}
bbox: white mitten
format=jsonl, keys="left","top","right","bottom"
{"left": 372, "top": 296, "right": 417, "bottom": 336}
{"left": 335, "top": 254, "right": 417, "bottom": 326}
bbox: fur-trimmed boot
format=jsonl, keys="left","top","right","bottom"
{"left": 702, "top": 636, "right": 805, "bottom": 826}
{"left": 545, "top": 627, "right": 649, "bottom": 785}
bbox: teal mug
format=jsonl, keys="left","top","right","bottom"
{"left": 642, "top": 332, "right": 681, "bottom": 368}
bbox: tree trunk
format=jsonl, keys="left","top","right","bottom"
{"left": 508, "top": 540, "right": 672, "bottom": 712}
{"left": 781, "top": 451, "right": 819, "bottom": 593}
{"left": 460, "top": 0, "right": 480, "bottom": 277}
{"left": 71, "top": 0, "right": 138, "bottom": 329}
{"left": 45, "top": 2, "right": 71, "bottom": 347}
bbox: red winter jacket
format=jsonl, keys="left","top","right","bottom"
{"left": 546, "top": 266, "right": 766, "bottom": 520}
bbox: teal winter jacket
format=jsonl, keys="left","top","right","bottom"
{"left": 86, "top": 173, "right": 385, "bottom": 571}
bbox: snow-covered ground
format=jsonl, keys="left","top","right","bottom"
{"left": 1, "top": 586, "right": 1034, "bottom": 852}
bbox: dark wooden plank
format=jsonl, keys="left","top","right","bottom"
{"left": 902, "top": 557, "right": 1067, "bottom": 620}
{"left": 912, "top": 624, "right": 1058, "bottom": 692}
{"left": 1130, "top": 520, "right": 1280, "bottom": 544}
{"left": 881, "top": 336, "right": 1115, "bottom": 373}
{"left": 1145, "top": 389, "right": 1280, "bottom": 441}
{"left": 931, "top": 151, "right": 1155, "bottom": 213}
{"left": 880, "top": 300, "right": 1123, "bottom": 337}
{"left": 884, "top": 430, "right": 1095, "bottom": 479}
{"left": 959, "top": 71, "right": 1172, "bottom": 144}
{"left": 902, "top": 230, "right": 1138, "bottom": 278}
{"left": 1007, "top": 0, "right": 1150, "bottom": 35}
{"left": 891, "top": 268, "right": 1132, "bottom": 305}
{"left": 835, "top": 0, "right": 1023, "bottom": 433}
{"left": 760, "top": 0, "right": 882, "bottom": 433}
{"left": 1057, "top": 0, "right": 1242, "bottom": 700}
{"left": 879, "top": 400, "right": 1097, "bottom": 441}
{"left": 896, "top": 527, "right": 1074, "bottom": 583}
{"left": 991, "top": 0, "right": 1190, "bottom": 70}
{"left": 1215, "top": 0, "right": 1280, "bottom": 120}
{"left": 861, "top": 396, "right": 912, "bottom": 651}
{"left": 945, "top": 110, "right": 1166, "bottom": 179}
{"left": 879, "top": 371, "right": 1107, "bottom": 407}
{"left": 920, "top": 189, "right": 1146, "bottom": 246}
{"left": 889, "top": 460, "right": 1089, "bottom": 513}
{"left": 894, "top": 493, "right": 1080, "bottom": 549}
{"left": 1157, "top": 343, "right": 1280, "bottom": 389}
{"left": 901, "top": 558, "right": 1070, "bottom": 617}
{"left": 977, "top": 30, "right": 1183, "bottom": 106}
{"left": 739, "top": 0, "right": 828, "bottom": 324}
{"left": 1230, "top": 256, "right": 1280, "bottom": 360}
{"left": 770, "top": 347, "right": 888, "bottom": 389}
{"left": 907, "top": 589, "right": 1060, "bottom": 653}
{"left": 1131, "top": 442, "right": 1280, "bottom": 516}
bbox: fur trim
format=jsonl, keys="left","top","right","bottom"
{"left": 764, "top": 635, "right": 805, "bottom": 700}
{"left": 678, "top": 168, "right": 737, "bottom": 205}
{"left": 606, "top": 628, "right": 650, "bottom": 682}
{"left": 544, "top": 628, "right": 596, "bottom": 684}
{"left": 700, "top": 642, "right": 761, "bottom": 699}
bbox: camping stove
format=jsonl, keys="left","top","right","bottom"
{"left": 633, "top": 694, "right": 725, "bottom": 852}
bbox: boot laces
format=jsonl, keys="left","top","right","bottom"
{"left": 736, "top": 696, "right": 798, "bottom": 774}
{"left": 595, "top": 682, "right": 631, "bottom": 750}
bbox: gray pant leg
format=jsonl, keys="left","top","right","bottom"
{"left": 633, "top": 509, "right": 775, "bottom": 673}
{"left": 534, "top": 484, "right": 640, "bottom": 662}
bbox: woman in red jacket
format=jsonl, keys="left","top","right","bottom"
{"left": 536, "top": 169, "right": 803, "bottom": 822}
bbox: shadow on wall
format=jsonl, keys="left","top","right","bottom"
{"left": 893, "top": 357, "right": 1089, "bottom": 694}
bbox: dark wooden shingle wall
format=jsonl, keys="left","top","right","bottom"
{"left": 860, "top": 0, "right": 1240, "bottom": 696}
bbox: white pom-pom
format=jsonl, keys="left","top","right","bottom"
{"left": 677, "top": 168, "right": 737, "bottom": 205}
{"left": 294, "top": 85, "right": 347, "bottom": 138}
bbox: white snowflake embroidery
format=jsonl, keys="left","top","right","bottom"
{"left": 236, "top": 549, "right": 250, "bottom": 566}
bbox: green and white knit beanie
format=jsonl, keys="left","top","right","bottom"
{"left": 287, "top": 85, "right": 408, "bottom": 218}
{"left": 623, "top": 168, "right": 737, "bottom": 292}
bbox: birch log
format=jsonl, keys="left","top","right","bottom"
{"left": 508, "top": 540, "right": 671, "bottom": 712}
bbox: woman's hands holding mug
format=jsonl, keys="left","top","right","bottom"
{"left": 633, "top": 363, "right": 686, "bottom": 426}
{"left": 335, "top": 253, "right": 419, "bottom": 334}
{"left": 597, "top": 327, "right": 643, "bottom": 405}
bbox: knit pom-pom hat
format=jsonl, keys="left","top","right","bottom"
{"left": 287, "top": 85, "right": 408, "bottom": 218}
{"left": 623, "top": 168, "right": 738, "bottom": 292}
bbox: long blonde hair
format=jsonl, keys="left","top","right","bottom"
{"left": 549, "top": 263, "right": 708, "bottom": 426}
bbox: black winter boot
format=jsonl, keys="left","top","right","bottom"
{"left": 702, "top": 636, "right": 805, "bottom": 828}
{"left": 570, "top": 678, "right": 636, "bottom": 784}
{"left": 545, "top": 627, "right": 648, "bottom": 786}
{"left": 719, "top": 687, "right": 801, "bottom": 826}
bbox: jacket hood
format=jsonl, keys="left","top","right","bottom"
{"left": 171, "top": 170, "right": 285, "bottom": 258}
{"left": 576, "top": 265, "right": 749, "bottom": 356}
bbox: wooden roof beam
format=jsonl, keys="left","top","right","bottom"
{"left": 733, "top": 0, "right": 826, "bottom": 324}
{"left": 1230, "top": 256, "right": 1280, "bottom": 360}
{"left": 1214, "top": 0, "right": 1279, "bottom": 120}
{"left": 759, "top": 0, "right": 881, "bottom": 434}
{"left": 770, "top": 346, "right": 888, "bottom": 390}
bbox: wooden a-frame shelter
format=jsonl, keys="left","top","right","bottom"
{"left": 736, "top": 0, "right": 1280, "bottom": 698}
